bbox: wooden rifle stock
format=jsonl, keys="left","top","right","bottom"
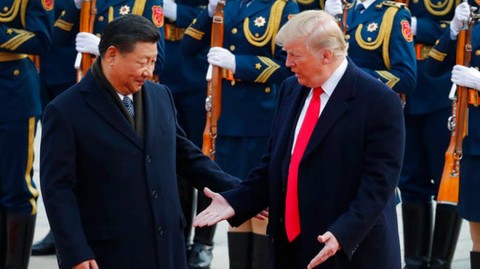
{"left": 338, "top": 0, "right": 349, "bottom": 34}
{"left": 202, "top": 1, "right": 225, "bottom": 160}
{"left": 437, "top": 18, "right": 474, "bottom": 204}
{"left": 76, "top": 0, "right": 97, "bottom": 82}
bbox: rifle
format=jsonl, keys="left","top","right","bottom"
{"left": 436, "top": 10, "right": 475, "bottom": 204}
{"left": 338, "top": 0, "right": 349, "bottom": 34}
{"left": 74, "top": 0, "right": 97, "bottom": 82}
{"left": 202, "top": 0, "right": 226, "bottom": 160}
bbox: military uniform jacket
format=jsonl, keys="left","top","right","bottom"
{"left": 40, "top": 70, "right": 239, "bottom": 269}
{"left": 52, "top": 0, "right": 165, "bottom": 73}
{"left": 182, "top": 0, "right": 299, "bottom": 137}
{"left": 427, "top": 21, "right": 480, "bottom": 155}
{"left": 342, "top": 0, "right": 416, "bottom": 94}
{"left": 0, "top": 0, "right": 54, "bottom": 122}
{"left": 161, "top": 0, "right": 209, "bottom": 93}
{"left": 404, "top": 0, "right": 461, "bottom": 114}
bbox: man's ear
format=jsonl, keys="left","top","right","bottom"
{"left": 321, "top": 49, "right": 334, "bottom": 65}
{"left": 104, "top": 46, "right": 119, "bottom": 65}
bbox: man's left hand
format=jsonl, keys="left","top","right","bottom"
{"left": 307, "top": 232, "right": 341, "bottom": 269}
{"left": 207, "top": 47, "right": 236, "bottom": 73}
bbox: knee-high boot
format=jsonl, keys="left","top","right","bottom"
{"left": 4, "top": 213, "right": 36, "bottom": 269}
{"left": 471, "top": 251, "right": 480, "bottom": 269}
{"left": 228, "top": 232, "right": 252, "bottom": 269}
{"left": 0, "top": 209, "right": 5, "bottom": 269}
{"left": 402, "top": 202, "right": 433, "bottom": 269}
{"left": 251, "top": 233, "right": 268, "bottom": 269}
{"left": 429, "top": 204, "right": 462, "bottom": 269}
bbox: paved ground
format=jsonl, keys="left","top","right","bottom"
{"left": 29, "top": 126, "right": 472, "bottom": 269}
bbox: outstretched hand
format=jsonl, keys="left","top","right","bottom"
{"left": 192, "top": 187, "right": 235, "bottom": 227}
{"left": 307, "top": 232, "right": 341, "bottom": 269}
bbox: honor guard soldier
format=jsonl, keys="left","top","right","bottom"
{"left": 0, "top": 0, "right": 54, "bottom": 267}
{"left": 53, "top": 0, "right": 165, "bottom": 76}
{"left": 396, "top": 0, "right": 465, "bottom": 267}
{"left": 31, "top": 0, "right": 78, "bottom": 256}
{"left": 427, "top": 2, "right": 480, "bottom": 268}
{"left": 161, "top": 0, "right": 218, "bottom": 268}
{"left": 325, "top": 0, "right": 416, "bottom": 96}
{"left": 182, "top": 0, "right": 299, "bottom": 267}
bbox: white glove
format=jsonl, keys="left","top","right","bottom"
{"left": 73, "top": 0, "right": 82, "bottom": 9}
{"left": 164, "top": 0, "right": 177, "bottom": 21}
{"left": 324, "top": 0, "right": 343, "bottom": 17}
{"left": 208, "top": 0, "right": 220, "bottom": 18}
{"left": 207, "top": 47, "right": 236, "bottom": 73}
{"left": 451, "top": 65, "right": 480, "bottom": 91}
{"left": 411, "top": 17, "right": 417, "bottom": 36}
{"left": 450, "top": 2, "right": 470, "bottom": 39}
{"left": 76, "top": 32, "right": 100, "bottom": 56}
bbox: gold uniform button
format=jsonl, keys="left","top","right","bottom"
{"left": 345, "top": 34, "right": 350, "bottom": 40}
{"left": 230, "top": 45, "right": 235, "bottom": 51}
{"left": 13, "top": 69, "right": 20, "bottom": 76}
{"left": 475, "top": 50, "right": 480, "bottom": 56}
{"left": 231, "top": 80, "right": 236, "bottom": 86}
{"left": 61, "top": 10, "right": 66, "bottom": 16}
{"left": 255, "top": 33, "right": 259, "bottom": 37}
{"left": 265, "top": 87, "right": 271, "bottom": 93}
{"left": 98, "top": 16, "right": 104, "bottom": 22}
{"left": 3, "top": 6, "right": 8, "bottom": 12}
{"left": 367, "top": 37, "right": 372, "bottom": 42}
{"left": 96, "top": 33, "right": 101, "bottom": 38}
{"left": 231, "top": 28, "right": 238, "bottom": 34}
{"left": 440, "top": 23, "right": 446, "bottom": 28}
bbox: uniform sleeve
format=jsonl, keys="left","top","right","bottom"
{"left": 0, "top": 0, "right": 54, "bottom": 54}
{"left": 233, "top": 1, "right": 298, "bottom": 84}
{"left": 181, "top": 9, "right": 212, "bottom": 56}
{"left": 361, "top": 8, "right": 417, "bottom": 94}
{"left": 425, "top": 28, "right": 457, "bottom": 76}
{"left": 415, "top": 17, "right": 449, "bottom": 45}
{"left": 175, "top": 3, "right": 206, "bottom": 28}
{"left": 51, "top": 3, "right": 80, "bottom": 47}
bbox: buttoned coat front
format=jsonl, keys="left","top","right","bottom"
{"left": 223, "top": 59, "right": 405, "bottom": 269}
{"left": 40, "top": 71, "right": 238, "bottom": 269}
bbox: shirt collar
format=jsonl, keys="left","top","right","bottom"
{"left": 319, "top": 58, "right": 348, "bottom": 97}
{"left": 357, "top": 0, "right": 375, "bottom": 10}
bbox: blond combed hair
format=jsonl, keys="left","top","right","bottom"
{"left": 275, "top": 10, "right": 348, "bottom": 58}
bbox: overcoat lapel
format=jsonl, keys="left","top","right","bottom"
{"left": 302, "top": 61, "right": 357, "bottom": 160}
{"left": 81, "top": 74, "right": 143, "bottom": 150}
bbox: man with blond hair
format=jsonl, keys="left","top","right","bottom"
{"left": 191, "top": 10, "right": 405, "bottom": 269}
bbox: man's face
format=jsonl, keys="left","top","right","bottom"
{"left": 109, "top": 42, "right": 157, "bottom": 95}
{"left": 284, "top": 40, "right": 325, "bottom": 88}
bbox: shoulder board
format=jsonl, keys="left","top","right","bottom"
{"left": 379, "top": 1, "right": 406, "bottom": 9}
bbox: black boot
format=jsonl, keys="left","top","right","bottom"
{"left": 228, "top": 232, "right": 252, "bottom": 269}
{"left": 471, "top": 251, "right": 480, "bottom": 269}
{"left": 31, "top": 230, "right": 56, "bottom": 255}
{"left": 429, "top": 204, "right": 462, "bottom": 269}
{"left": 251, "top": 233, "right": 268, "bottom": 269}
{"left": 4, "top": 213, "right": 36, "bottom": 269}
{"left": 402, "top": 202, "right": 432, "bottom": 269}
{"left": 189, "top": 192, "right": 217, "bottom": 269}
{"left": 0, "top": 209, "right": 5, "bottom": 269}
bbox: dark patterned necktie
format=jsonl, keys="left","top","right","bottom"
{"left": 122, "top": 96, "right": 135, "bottom": 118}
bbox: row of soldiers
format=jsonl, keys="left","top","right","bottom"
{"left": 1, "top": 0, "right": 479, "bottom": 268}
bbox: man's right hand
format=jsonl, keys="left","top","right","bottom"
{"left": 73, "top": 0, "right": 82, "bottom": 9}
{"left": 450, "top": 2, "right": 470, "bottom": 39}
{"left": 192, "top": 187, "right": 235, "bottom": 227}
{"left": 208, "top": 0, "right": 220, "bottom": 18}
{"left": 324, "top": 0, "right": 343, "bottom": 17}
{"left": 72, "top": 259, "right": 99, "bottom": 269}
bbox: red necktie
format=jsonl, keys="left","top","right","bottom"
{"left": 285, "top": 87, "right": 323, "bottom": 242}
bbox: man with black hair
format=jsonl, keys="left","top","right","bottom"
{"left": 41, "top": 14, "right": 239, "bottom": 269}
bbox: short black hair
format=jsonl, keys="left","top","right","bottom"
{"left": 98, "top": 14, "right": 160, "bottom": 57}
